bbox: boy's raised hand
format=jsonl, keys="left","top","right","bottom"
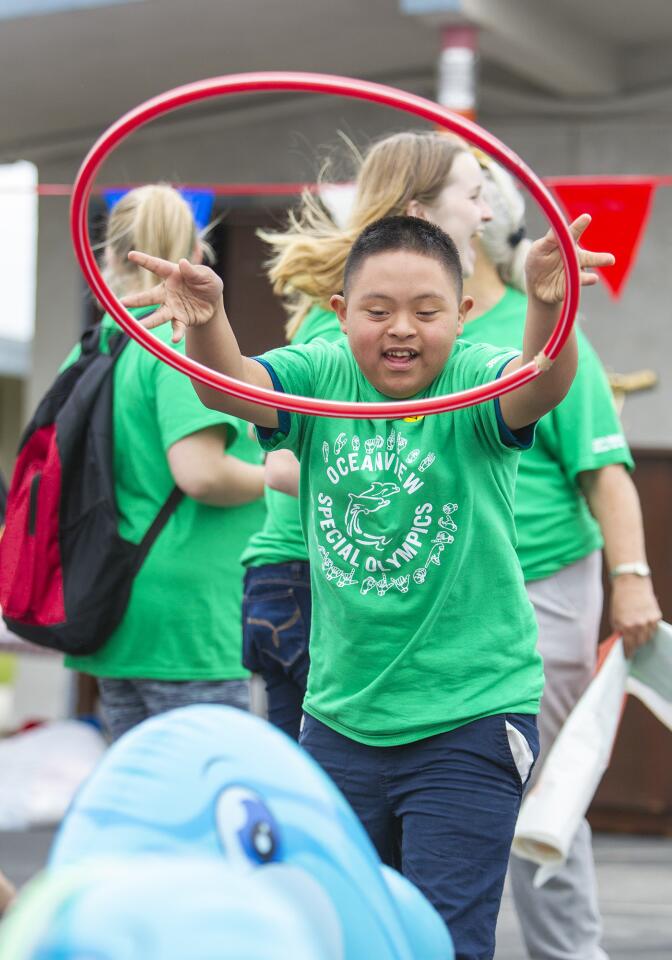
{"left": 525, "top": 214, "right": 615, "bottom": 305}
{"left": 122, "top": 253, "right": 223, "bottom": 343}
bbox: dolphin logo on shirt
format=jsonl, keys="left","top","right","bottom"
{"left": 345, "top": 481, "right": 400, "bottom": 551}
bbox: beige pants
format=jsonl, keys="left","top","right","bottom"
{"left": 511, "top": 550, "right": 609, "bottom": 960}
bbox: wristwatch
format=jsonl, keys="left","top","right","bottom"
{"left": 609, "top": 562, "right": 651, "bottom": 579}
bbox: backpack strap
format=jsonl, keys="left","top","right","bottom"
{"left": 106, "top": 309, "right": 181, "bottom": 569}
{"left": 134, "top": 486, "right": 184, "bottom": 573}
{"left": 80, "top": 324, "right": 102, "bottom": 356}
{"left": 109, "top": 330, "right": 130, "bottom": 358}
{"left": 86, "top": 304, "right": 158, "bottom": 360}
{"left": 110, "top": 309, "right": 181, "bottom": 569}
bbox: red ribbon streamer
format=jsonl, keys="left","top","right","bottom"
{"left": 9, "top": 174, "right": 671, "bottom": 301}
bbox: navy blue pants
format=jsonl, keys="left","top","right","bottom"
{"left": 300, "top": 712, "right": 539, "bottom": 960}
{"left": 242, "top": 562, "right": 311, "bottom": 740}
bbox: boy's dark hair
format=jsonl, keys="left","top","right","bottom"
{"left": 343, "top": 215, "right": 463, "bottom": 299}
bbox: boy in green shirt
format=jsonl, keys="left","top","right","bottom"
{"left": 124, "top": 213, "right": 613, "bottom": 959}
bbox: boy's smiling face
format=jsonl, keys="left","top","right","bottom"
{"left": 331, "top": 249, "right": 473, "bottom": 399}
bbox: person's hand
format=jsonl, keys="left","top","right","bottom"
{"left": 610, "top": 575, "right": 661, "bottom": 658}
{"left": 121, "top": 252, "right": 224, "bottom": 343}
{"left": 525, "top": 214, "right": 615, "bottom": 305}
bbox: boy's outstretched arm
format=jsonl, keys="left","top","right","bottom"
{"left": 499, "top": 215, "right": 615, "bottom": 431}
{"left": 122, "top": 253, "right": 279, "bottom": 429}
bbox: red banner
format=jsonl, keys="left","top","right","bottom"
{"left": 547, "top": 179, "right": 658, "bottom": 299}
{"left": 5, "top": 173, "right": 670, "bottom": 301}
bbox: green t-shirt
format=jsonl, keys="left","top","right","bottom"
{"left": 461, "top": 287, "right": 634, "bottom": 582}
{"left": 65, "top": 310, "right": 266, "bottom": 680}
{"left": 255, "top": 337, "right": 543, "bottom": 746}
{"left": 241, "top": 305, "right": 343, "bottom": 568}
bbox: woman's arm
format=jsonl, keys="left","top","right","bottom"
{"left": 264, "top": 449, "right": 300, "bottom": 498}
{"left": 580, "top": 463, "right": 661, "bottom": 656}
{"left": 167, "top": 425, "right": 264, "bottom": 507}
{"left": 499, "top": 215, "right": 614, "bottom": 431}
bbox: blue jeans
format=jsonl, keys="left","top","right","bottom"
{"left": 242, "top": 562, "right": 311, "bottom": 740}
{"left": 300, "top": 712, "right": 539, "bottom": 960}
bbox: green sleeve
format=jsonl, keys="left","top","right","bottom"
{"left": 547, "top": 330, "right": 633, "bottom": 483}
{"left": 252, "top": 342, "right": 322, "bottom": 457}
{"left": 315, "top": 327, "right": 344, "bottom": 345}
{"left": 151, "top": 340, "right": 240, "bottom": 451}
{"left": 301, "top": 315, "right": 343, "bottom": 346}
{"left": 291, "top": 306, "right": 343, "bottom": 346}
{"left": 455, "top": 342, "right": 534, "bottom": 457}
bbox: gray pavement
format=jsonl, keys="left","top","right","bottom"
{"left": 2, "top": 828, "right": 671, "bottom": 957}
{"left": 495, "top": 835, "right": 672, "bottom": 959}
{"left": 2, "top": 825, "right": 55, "bottom": 889}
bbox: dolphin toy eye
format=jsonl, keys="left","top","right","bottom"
{"left": 216, "top": 786, "right": 282, "bottom": 866}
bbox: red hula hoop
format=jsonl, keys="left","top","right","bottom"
{"left": 70, "top": 71, "right": 580, "bottom": 419}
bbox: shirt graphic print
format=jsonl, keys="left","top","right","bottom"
{"left": 314, "top": 425, "right": 459, "bottom": 598}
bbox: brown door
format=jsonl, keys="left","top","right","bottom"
{"left": 590, "top": 449, "right": 672, "bottom": 835}
{"left": 217, "top": 210, "right": 290, "bottom": 357}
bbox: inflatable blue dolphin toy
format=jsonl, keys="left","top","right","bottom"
{"left": 0, "top": 706, "right": 453, "bottom": 959}
{"left": 0, "top": 857, "right": 342, "bottom": 959}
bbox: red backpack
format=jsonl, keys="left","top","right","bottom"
{"left": 0, "top": 323, "right": 182, "bottom": 654}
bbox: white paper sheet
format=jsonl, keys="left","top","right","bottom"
{"left": 513, "top": 621, "right": 672, "bottom": 886}
{"left": 626, "top": 620, "right": 672, "bottom": 730}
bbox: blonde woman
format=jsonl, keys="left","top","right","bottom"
{"left": 240, "top": 131, "right": 492, "bottom": 740}
{"left": 63, "top": 185, "right": 266, "bottom": 740}
{"left": 462, "top": 160, "right": 660, "bottom": 960}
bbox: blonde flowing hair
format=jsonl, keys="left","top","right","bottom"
{"left": 260, "top": 131, "right": 468, "bottom": 339}
{"left": 103, "top": 184, "right": 212, "bottom": 297}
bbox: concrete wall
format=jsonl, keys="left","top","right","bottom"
{"left": 0, "top": 377, "right": 22, "bottom": 478}
{"left": 20, "top": 86, "right": 672, "bottom": 450}
{"left": 482, "top": 112, "right": 672, "bottom": 449}
{"left": 27, "top": 194, "right": 82, "bottom": 418}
